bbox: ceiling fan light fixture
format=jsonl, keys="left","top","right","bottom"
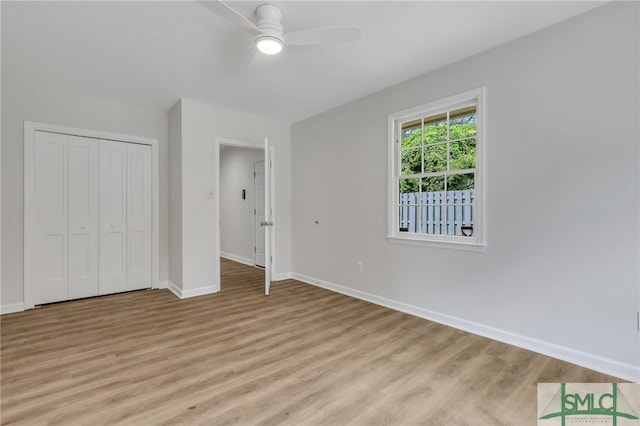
{"left": 256, "top": 35, "right": 283, "bottom": 55}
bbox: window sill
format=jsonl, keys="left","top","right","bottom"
{"left": 387, "top": 235, "right": 486, "bottom": 252}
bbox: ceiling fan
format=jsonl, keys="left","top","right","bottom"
{"left": 201, "top": 1, "right": 361, "bottom": 55}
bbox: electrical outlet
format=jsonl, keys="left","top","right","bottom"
{"left": 356, "top": 261, "right": 363, "bottom": 273}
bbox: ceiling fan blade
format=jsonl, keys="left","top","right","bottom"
{"left": 284, "top": 26, "right": 361, "bottom": 46}
{"left": 199, "top": 0, "right": 262, "bottom": 35}
{"left": 245, "top": 50, "right": 285, "bottom": 75}
{"left": 245, "top": 50, "right": 263, "bottom": 73}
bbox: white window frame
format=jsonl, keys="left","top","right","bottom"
{"left": 387, "top": 88, "right": 486, "bottom": 251}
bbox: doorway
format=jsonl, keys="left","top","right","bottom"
{"left": 253, "top": 160, "right": 266, "bottom": 268}
{"left": 215, "top": 138, "right": 270, "bottom": 292}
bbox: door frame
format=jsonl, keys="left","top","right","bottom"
{"left": 214, "top": 137, "right": 274, "bottom": 291}
{"left": 23, "top": 121, "right": 160, "bottom": 309}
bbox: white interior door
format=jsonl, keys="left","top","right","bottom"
{"left": 126, "top": 143, "right": 152, "bottom": 290}
{"left": 33, "top": 131, "right": 68, "bottom": 305}
{"left": 254, "top": 161, "right": 266, "bottom": 268}
{"left": 99, "top": 140, "right": 127, "bottom": 295}
{"left": 67, "top": 136, "right": 100, "bottom": 300}
{"left": 264, "top": 138, "right": 272, "bottom": 295}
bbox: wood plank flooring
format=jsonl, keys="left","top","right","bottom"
{"left": 1, "top": 258, "right": 622, "bottom": 425}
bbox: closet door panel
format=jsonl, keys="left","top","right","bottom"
{"left": 33, "top": 131, "right": 68, "bottom": 305}
{"left": 100, "top": 140, "right": 127, "bottom": 295}
{"left": 67, "top": 136, "right": 100, "bottom": 299}
{"left": 126, "top": 144, "right": 152, "bottom": 290}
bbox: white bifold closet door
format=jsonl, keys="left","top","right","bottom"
{"left": 126, "top": 143, "right": 152, "bottom": 290}
{"left": 68, "top": 136, "right": 100, "bottom": 299}
{"left": 99, "top": 140, "right": 152, "bottom": 295}
{"left": 99, "top": 140, "right": 127, "bottom": 294}
{"left": 34, "top": 132, "right": 100, "bottom": 305}
{"left": 33, "top": 132, "right": 152, "bottom": 305}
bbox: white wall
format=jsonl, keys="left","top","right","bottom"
{"left": 0, "top": 2, "right": 3, "bottom": 308}
{"left": 170, "top": 98, "right": 291, "bottom": 295}
{"left": 291, "top": 2, "right": 639, "bottom": 381}
{"left": 168, "top": 101, "right": 183, "bottom": 288}
{"left": 220, "top": 146, "right": 264, "bottom": 264}
{"left": 1, "top": 83, "right": 170, "bottom": 309}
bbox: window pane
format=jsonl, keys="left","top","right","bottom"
{"left": 447, "top": 172, "right": 474, "bottom": 191}
{"left": 401, "top": 148, "right": 422, "bottom": 175}
{"left": 421, "top": 175, "right": 445, "bottom": 193}
{"left": 449, "top": 138, "right": 476, "bottom": 171}
{"left": 399, "top": 178, "right": 419, "bottom": 233}
{"left": 423, "top": 144, "right": 447, "bottom": 173}
{"left": 423, "top": 112, "right": 447, "bottom": 144}
{"left": 399, "top": 178, "right": 419, "bottom": 196}
{"left": 420, "top": 177, "right": 445, "bottom": 235}
{"left": 450, "top": 107, "right": 477, "bottom": 141}
{"left": 421, "top": 204, "right": 446, "bottom": 235}
{"left": 401, "top": 123, "right": 422, "bottom": 150}
{"left": 446, "top": 188, "right": 475, "bottom": 236}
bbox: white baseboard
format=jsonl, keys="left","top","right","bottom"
{"left": 221, "top": 252, "right": 254, "bottom": 266}
{"left": 220, "top": 253, "right": 292, "bottom": 282}
{"left": 1, "top": 302, "right": 25, "bottom": 315}
{"left": 167, "top": 281, "right": 182, "bottom": 299}
{"left": 292, "top": 273, "right": 640, "bottom": 383}
{"left": 3, "top": 283, "right": 170, "bottom": 313}
{"left": 273, "top": 272, "right": 293, "bottom": 281}
{"left": 167, "top": 281, "right": 219, "bottom": 299}
{"left": 181, "top": 285, "right": 219, "bottom": 299}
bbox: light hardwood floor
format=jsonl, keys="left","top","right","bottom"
{"left": 1, "top": 259, "right": 621, "bottom": 425}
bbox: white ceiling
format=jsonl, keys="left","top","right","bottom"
{"left": 2, "top": 1, "right": 607, "bottom": 123}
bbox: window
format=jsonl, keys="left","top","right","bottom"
{"left": 388, "top": 88, "right": 485, "bottom": 250}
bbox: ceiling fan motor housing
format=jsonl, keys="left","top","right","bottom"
{"left": 255, "top": 4, "right": 284, "bottom": 44}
